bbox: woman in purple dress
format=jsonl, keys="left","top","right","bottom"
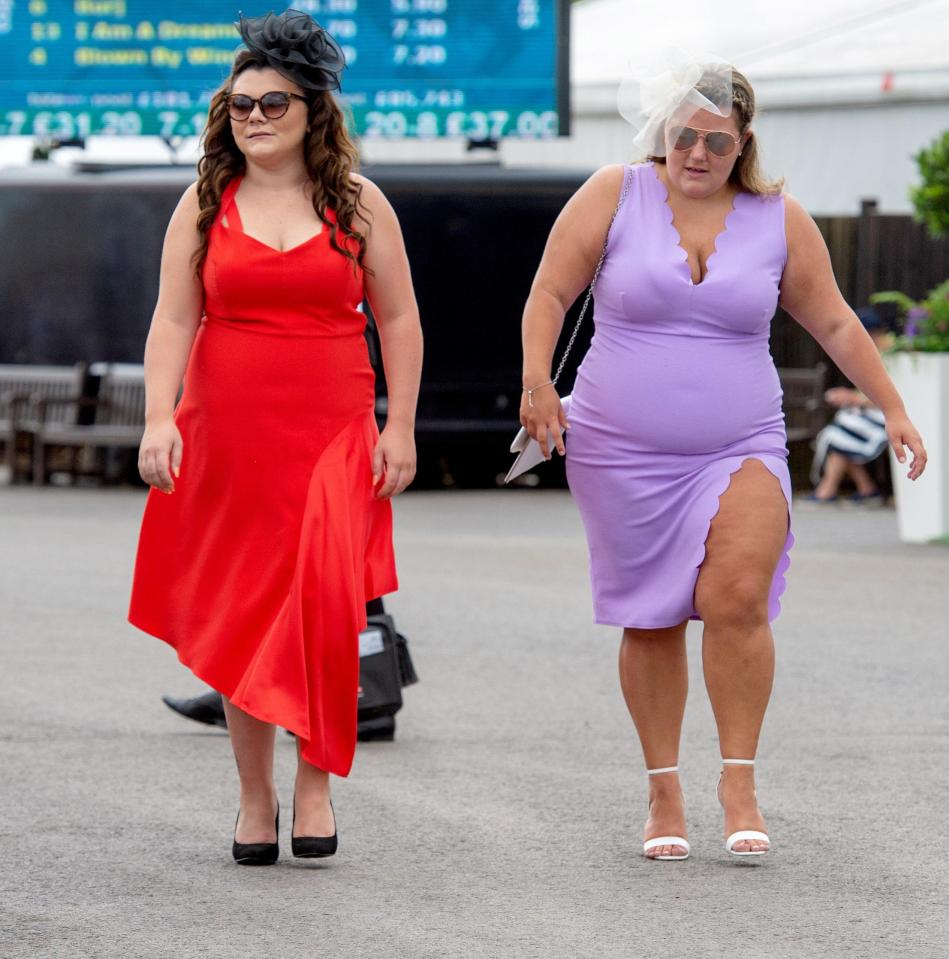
{"left": 519, "top": 58, "right": 926, "bottom": 860}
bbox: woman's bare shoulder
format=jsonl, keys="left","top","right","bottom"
{"left": 165, "top": 181, "right": 202, "bottom": 238}
{"left": 781, "top": 192, "right": 826, "bottom": 249}
{"left": 582, "top": 163, "right": 628, "bottom": 199}
{"left": 349, "top": 172, "right": 385, "bottom": 202}
{"left": 782, "top": 193, "right": 812, "bottom": 226}
{"left": 347, "top": 173, "right": 397, "bottom": 229}
{"left": 177, "top": 180, "right": 200, "bottom": 211}
{"left": 561, "top": 164, "right": 630, "bottom": 224}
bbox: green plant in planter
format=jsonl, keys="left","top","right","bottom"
{"left": 871, "top": 281, "right": 949, "bottom": 353}
{"left": 870, "top": 130, "right": 949, "bottom": 353}
{"left": 910, "top": 130, "right": 949, "bottom": 239}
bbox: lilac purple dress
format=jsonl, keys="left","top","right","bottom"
{"left": 566, "top": 162, "right": 793, "bottom": 629}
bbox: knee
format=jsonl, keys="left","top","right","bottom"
{"left": 623, "top": 623, "right": 687, "bottom": 645}
{"left": 698, "top": 576, "right": 770, "bottom": 632}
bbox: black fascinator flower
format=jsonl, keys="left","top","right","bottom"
{"left": 237, "top": 9, "right": 346, "bottom": 91}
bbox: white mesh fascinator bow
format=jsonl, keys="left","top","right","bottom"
{"left": 618, "top": 49, "right": 735, "bottom": 158}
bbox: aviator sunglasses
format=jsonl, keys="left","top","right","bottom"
{"left": 226, "top": 91, "right": 308, "bottom": 121}
{"left": 672, "top": 126, "right": 741, "bottom": 157}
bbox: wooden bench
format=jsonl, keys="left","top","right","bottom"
{"left": 778, "top": 362, "right": 828, "bottom": 446}
{"left": 31, "top": 364, "right": 145, "bottom": 485}
{"left": 0, "top": 363, "right": 87, "bottom": 482}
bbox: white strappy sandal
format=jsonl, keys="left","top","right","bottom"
{"left": 642, "top": 765, "right": 690, "bottom": 861}
{"left": 720, "top": 759, "right": 770, "bottom": 857}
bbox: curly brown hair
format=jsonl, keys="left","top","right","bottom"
{"left": 649, "top": 68, "right": 783, "bottom": 196}
{"left": 193, "top": 48, "right": 369, "bottom": 275}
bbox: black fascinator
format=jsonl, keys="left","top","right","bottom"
{"left": 237, "top": 9, "right": 346, "bottom": 91}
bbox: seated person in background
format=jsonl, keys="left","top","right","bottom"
{"left": 807, "top": 307, "right": 891, "bottom": 506}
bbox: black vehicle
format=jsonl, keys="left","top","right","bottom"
{"left": 0, "top": 162, "right": 590, "bottom": 486}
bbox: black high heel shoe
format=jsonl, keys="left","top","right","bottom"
{"left": 232, "top": 806, "right": 280, "bottom": 865}
{"left": 291, "top": 800, "right": 338, "bottom": 859}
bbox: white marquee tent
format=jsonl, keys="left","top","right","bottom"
{"left": 502, "top": 0, "right": 949, "bottom": 214}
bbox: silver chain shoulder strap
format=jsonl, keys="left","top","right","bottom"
{"left": 551, "top": 168, "right": 633, "bottom": 387}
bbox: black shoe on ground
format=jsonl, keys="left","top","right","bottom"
{"left": 162, "top": 690, "right": 227, "bottom": 728}
{"left": 233, "top": 807, "right": 280, "bottom": 866}
{"left": 291, "top": 801, "right": 338, "bottom": 859}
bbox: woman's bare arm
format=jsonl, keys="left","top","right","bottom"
{"left": 520, "top": 164, "right": 625, "bottom": 457}
{"left": 779, "top": 196, "right": 926, "bottom": 478}
{"left": 356, "top": 175, "right": 423, "bottom": 498}
{"left": 138, "top": 183, "right": 204, "bottom": 492}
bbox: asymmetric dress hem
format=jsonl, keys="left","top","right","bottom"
{"left": 129, "top": 176, "right": 396, "bottom": 777}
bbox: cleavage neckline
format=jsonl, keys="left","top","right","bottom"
{"left": 223, "top": 176, "right": 326, "bottom": 255}
{"left": 648, "top": 162, "right": 745, "bottom": 287}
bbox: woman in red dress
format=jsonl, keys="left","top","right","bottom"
{"left": 129, "top": 12, "right": 423, "bottom": 865}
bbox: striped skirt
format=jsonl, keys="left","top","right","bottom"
{"left": 811, "top": 407, "right": 888, "bottom": 484}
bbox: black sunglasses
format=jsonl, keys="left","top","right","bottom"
{"left": 226, "top": 91, "right": 308, "bottom": 121}
{"left": 672, "top": 126, "right": 741, "bottom": 157}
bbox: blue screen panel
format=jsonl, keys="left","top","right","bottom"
{"left": 0, "top": 0, "right": 568, "bottom": 139}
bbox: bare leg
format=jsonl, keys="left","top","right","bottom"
{"left": 293, "top": 740, "right": 336, "bottom": 837}
{"left": 845, "top": 461, "right": 879, "bottom": 496}
{"left": 695, "top": 460, "right": 788, "bottom": 853}
{"left": 222, "top": 697, "right": 278, "bottom": 843}
{"left": 814, "top": 451, "right": 848, "bottom": 499}
{"left": 619, "top": 622, "right": 689, "bottom": 858}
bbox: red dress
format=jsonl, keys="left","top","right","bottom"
{"left": 129, "top": 176, "right": 398, "bottom": 777}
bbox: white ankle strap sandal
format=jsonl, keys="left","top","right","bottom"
{"left": 642, "top": 765, "right": 690, "bottom": 861}
{"left": 721, "top": 759, "right": 770, "bottom": 857}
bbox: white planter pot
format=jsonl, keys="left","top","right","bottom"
{"left": 884, "top": 351, "right": 949, "bottom": 543}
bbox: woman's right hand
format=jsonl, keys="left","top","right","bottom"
{"left": 519, "top": 383, "right": 569, "bottom": 459}
{"left": 138, "top": 417, "right": 183, "bottom": 494}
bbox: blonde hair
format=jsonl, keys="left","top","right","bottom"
{"left": 649, "top": 68, "right": 783, "bottom": 196}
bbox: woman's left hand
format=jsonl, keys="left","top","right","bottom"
{"left": 886, "top": 411, "right": 927, "bottom": 481}
{"left": 372, "top": 423, "right": 416, "bottom": 499}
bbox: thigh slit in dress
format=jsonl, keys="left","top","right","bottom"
{"left": 129, "top": 177, "right": 398, "bottom": 776}
{"left": 566, "top": 163, "right": 794, "bottom": 630}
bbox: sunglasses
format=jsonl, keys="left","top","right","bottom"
{"left": 671, "top": 126, "right": 741, "bottom": 157}
{"left": 226, "top": 91, "right": 308, "bottom": 121}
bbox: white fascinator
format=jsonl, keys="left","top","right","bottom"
{"left": 617, "top": 48, "right": 735, "bottom": 158}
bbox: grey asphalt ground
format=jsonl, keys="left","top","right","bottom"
{"left": 1, "top": 485, "right": 948, "bottom": 959}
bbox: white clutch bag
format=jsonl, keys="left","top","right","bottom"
{"left": 504, "top": 394, "right": 572, "bottom": 484}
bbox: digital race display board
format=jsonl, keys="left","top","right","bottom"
{"left": 0, "top": 1, "right": 569, "bottom": 140}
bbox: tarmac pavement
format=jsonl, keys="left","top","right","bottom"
{"left": 1, "top": 486, "right": 947, "bottom": 959}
